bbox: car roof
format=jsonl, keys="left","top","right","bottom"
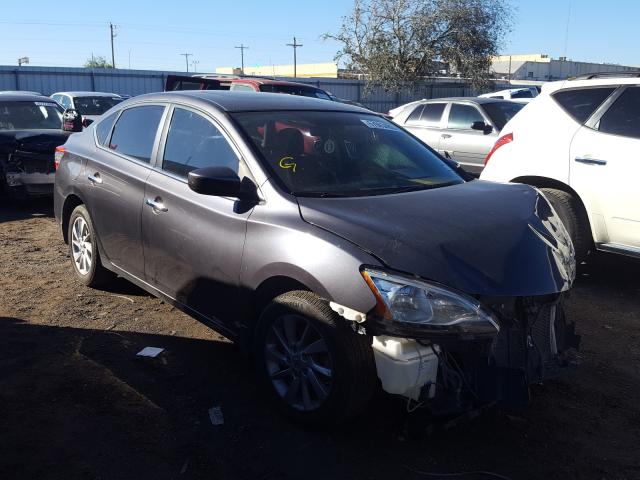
{"left": 543, "top": 77, "right": 640, "bottom": 94}
{"left": 126, "top": 90, "right": 370, "bottom": 113}
{"left": 0, "top": 93, "right": 59, "bottom": 103}
{"left": 201, "top": 76, "right": 323, "bottom": 89}
{"left": 53, "top": 91, "right": 122, "bottom": 97}
{"left": 415, "top": 97, "right": 519, "bottom": 105}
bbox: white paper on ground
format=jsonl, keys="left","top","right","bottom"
{"left": 208, "top": 406, "right": 224, "bottom": 426}
{"left": 136, "top": 346, "right": 165, "bottom": 358}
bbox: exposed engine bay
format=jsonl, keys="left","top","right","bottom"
{"left": 368, "top": 294, "right": 580, "bottom": 414}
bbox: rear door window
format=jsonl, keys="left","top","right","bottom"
{"left": 553, "top": 87, "right": 616, "bottom": 123}
{"left": 162, "top": 107, "right": 240, "bottom": 179}
{"left": 597, "top": 87, "right": 640, "bottom": 139}
{"left": 419, "top": 103, "right": 445, "bottom": 127}
{"left": 447, "top": 104, "right": 485, "bottom": 130}
{"left": 108, "top": 105, "right": 165, "bottom": 163}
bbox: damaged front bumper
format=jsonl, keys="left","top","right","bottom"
{"left": 368, "top": 295, "right": 580, "bottom": 413}
{"left": 4, "top": 171, "right": 55, "bottom": 196}
{"left": 1, "top": 150, "right": 56, "bottom": 197}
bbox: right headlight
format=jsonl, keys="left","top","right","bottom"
{"left": 361, "top": 268, "right": 499, "bottom": 338}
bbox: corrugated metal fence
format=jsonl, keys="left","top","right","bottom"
{"left": 0, "top": 65, "right": 514, "bottom": 113}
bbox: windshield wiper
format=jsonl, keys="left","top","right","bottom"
{"left": 293, "top": 191, "right": 354, "bottom": 198}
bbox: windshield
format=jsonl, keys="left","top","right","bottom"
{"left": 482, "top": 102, "right": 524, "bottom": 130}
{"left": 73, "top": 96, "right": 122, "bottom": 115}
{"left": 0, "top": 101, "right": 63, "bottom": 130}
{"left": 232, "top": 111, "right": 463, "bottom": 197}
{"left": 259, "top": 84, "right": 332, "bottom": 100}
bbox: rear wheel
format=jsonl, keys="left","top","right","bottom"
{"left": 254, "top": 291, "right": 377, "bottom": 424}
{"left": 540, "top": 188, "right": 591, "bottom": 263}
{"left": 68, "top": 205, "right": 114, "bottom": 287}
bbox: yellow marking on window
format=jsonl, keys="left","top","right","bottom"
{"left": 279, "top": 156, "right": 297, "bottom": 173}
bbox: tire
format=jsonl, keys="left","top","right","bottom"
{"left": 540, "top": 188, "right": 592, "bottom": 263}
{"left": 254, "top": 290, "right": 377, "bottom": 425}
{"left": 67, "top": 205, "right": 114, "bottom": 288}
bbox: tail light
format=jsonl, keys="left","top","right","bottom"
{"left": 484, "top": 133, "right": 513, "bottom": 165}
{"left": 54, "top": 146, "right": 65, "bottom": 170}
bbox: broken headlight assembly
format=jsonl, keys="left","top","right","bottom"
{"left": 361, "top": 268, "right": 499, "bottom": 339}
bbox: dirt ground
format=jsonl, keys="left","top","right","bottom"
{"left": 0, "top": 198, "right": 639, "bottom": 480}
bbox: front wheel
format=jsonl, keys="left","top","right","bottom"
{"left": 254, "top": 291, "right": 377, "bottom": 424}
{"left": 540, "top": 188, "right": 592, "bottom": 263}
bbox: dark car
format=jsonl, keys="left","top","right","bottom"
{"left": 0, "top": 94, "right": 70, "bottom": 197}
{"left": 54, "top": 91, "right": 578, "bottom": 423}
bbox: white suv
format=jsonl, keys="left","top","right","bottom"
{"left": 481, "top": 74, "right": 640, "bottom": 261}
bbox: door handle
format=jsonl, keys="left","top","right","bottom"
{"left": 145, "top": 197, "right": 168, "bottom": 213}
{"left": 441, "top": 134, "right": 452, "bottom": 139}
{"left": 87, "top": 173, "right": 103, "bottom": 184}
{"left": 575, "top": 156, "right": 607, "bottom": 166}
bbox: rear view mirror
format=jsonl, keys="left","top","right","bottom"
{"left": 62, "top": 109, "right": 83, "bottom": 132}
{"left": 471, "top": 121, "right": 493, "bottom": 135}
{"left": 188, "top": 166, "right": 242, "bottom": 197}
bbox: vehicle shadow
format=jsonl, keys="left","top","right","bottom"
{"left": 2, "top": 315, "right": 637, "bottom": 480}
{"left": 0, "top": 196, "right": 54, "bottom": 223}
{"left": 575, "top": 250, "right": 640, "bottom": 292}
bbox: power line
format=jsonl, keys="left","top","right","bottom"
{"left": 180, "top": 53, "right": 193, "bottom": 72}
{"left": 286, "top": 36, "right": 303, "bottom": 78}
{"left": 235, "top": 44, "right": 249, "bottom": 73}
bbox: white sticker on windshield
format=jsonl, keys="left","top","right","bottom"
{"left": 360, "top": 118, "right": 400, "bottom": 131}
{"left": 34, "top": 102, "right": 57, "bottom": 107}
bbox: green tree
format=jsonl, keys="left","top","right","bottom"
{"left": 325, "top": 0, "right": 512, "bottom": 91}
{"left": 84, "top": 56, "right": 113, "bottom": 69}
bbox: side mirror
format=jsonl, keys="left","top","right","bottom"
{"left": 188, "top": 166, "right": 242, "bottom": 197}
{"left": 471, "top": 121, "right": 493, "bottom": 134}
{"left": 62, "top": 109, "right": 83, "bottom": 132}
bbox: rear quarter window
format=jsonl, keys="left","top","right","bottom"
{"left": 552, "top": 87, "right": 616, "bottom": 123}
{"left": 95, "top": 111, "right": 119, "bottom": 146}
{"left": 405, "top": 105, "right": 425, "bottom": 125}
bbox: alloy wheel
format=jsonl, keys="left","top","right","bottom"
{"left": 264, "top": 314, "right": 334, "bottom": 411}
{"left": 71, "top": 216, "right": 93, "bottom": 275}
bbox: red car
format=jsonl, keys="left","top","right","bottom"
{"left": 165, "top": 75, "right": 332, "bottom": 100}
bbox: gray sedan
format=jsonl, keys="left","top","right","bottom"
{"left": 392, "top": 97, "right": 524, "bottom": 174}
{"left": 53, "top": 91, "right": 576, "bottom": 424}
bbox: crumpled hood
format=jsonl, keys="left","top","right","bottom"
{"left": 0, "top": 130, "right": 71, "bottom": 154}
{"left": 298, "top": 181, "right": 575, "bottom": 297}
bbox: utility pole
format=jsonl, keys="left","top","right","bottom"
{"left": 235, "top": 44, "right": 249, "bottom": 74}
{"left": 110, "top": 23, "right": 117, "bottom": 68}
{"left": 286, "top": 36, "right": 303, "bottom": 78}
{"left": 191, "top": 59, "right": 200, "bottom": 72}
{"left": 180, "top": 53, "right": 193, "bottom": 73}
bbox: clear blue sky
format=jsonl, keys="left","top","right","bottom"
{"left": 0, "top": 0, "right": 636, "bottom": 71}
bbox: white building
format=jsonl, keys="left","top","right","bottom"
{"left": 492, "top": 54, "right": 639, "bottom": 81}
